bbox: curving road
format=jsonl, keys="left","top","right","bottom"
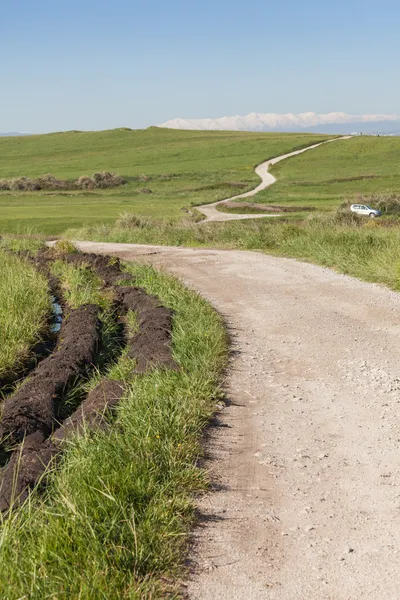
{"left": 72, "top": 240, "right": 400, "bottom": 600}
{"left": 197, "top": 136, "right": 351, "bottom": 222}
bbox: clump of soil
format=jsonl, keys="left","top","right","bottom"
{"left": 129, "top": 306, "right": 177, "bottom": 372}
{"left": 117, "top": 286, "right": 178, "bottom": 373}
{"left": 60, "top": 253, "right": 178, "bottom": 372}
{"left": 53, "top": 379, "right": 125, "bottom": 441}
{"left": 0, "top": 304, "right": 101, "bottom": 444}
{"left": 0, "top": 432, "right": 58, "bottom": 512}
{"left": 55, "top": 251, "right": 133, "bottom": 286}
{"left": 0, "top": 380, "right": 125, "bottom": 512}
{"left": 0, "top": 248, "right": 178, "bottom": 512}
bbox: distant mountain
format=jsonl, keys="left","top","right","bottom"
{"left": 159, "top": 112, "right": 400, "bottom": 134}
{"left": 0, "top": 132, "right": 28, "bottom": 137}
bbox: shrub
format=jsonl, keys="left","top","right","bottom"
{"left": 90, "top": 172, "right": 125, "bottom": 188}
{"left": 75, "top": 176, "right": 95, "bottom": 190}
{"left": 51, "top": 240, "right": 80, "bottom": 255}
{"left": 0, "top": 172, "right": 126, "bottom": 192}
{"left": 116, "top": 213, "right": 155, "bottom": 229}
{"left": 0, "top": 179, "right": 10, "bottom": 190}
{"left": 37, "top": 174, "right": 69, "bottom": 190}
{"left": 9, "top": 177, "right": 41, "bottom": 191}
{"left": 373, "top": 193, "right": 400, "bottom": 215}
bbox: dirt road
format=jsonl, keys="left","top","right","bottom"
{"left": 76, "top": 241, "right": 400, "bottom": 599}
{"left": 197, "top": 136, "right": 351, "bottom": 222}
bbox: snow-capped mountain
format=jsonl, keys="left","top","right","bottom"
{"left": 159, "top": 112, "right": 400, "bottom": 134}
{"left": 0, "top": 132, "right": 28, "bottom": 137}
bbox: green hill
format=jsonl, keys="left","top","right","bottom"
{"left": 255, "top": 135, "right": 400, "bottom": 209}
{"left": 0, "top": 128, "right": 330, "bottom": 234}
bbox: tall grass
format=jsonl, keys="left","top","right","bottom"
{"left": 68, "top": 213, "right": 400, "bottom": 290}
{"left": 0, "top": 263, "right": 227, "bottom": 599}
{"left": 0, "top": 250, "right": 51, "bottom": 381}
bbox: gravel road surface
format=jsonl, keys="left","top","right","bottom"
{"left": 74, "top": 241, "right": 400, "bottom": 599}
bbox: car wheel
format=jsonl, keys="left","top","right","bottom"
{"left": 369, "top": 213, "right": 376, "bottom": 218}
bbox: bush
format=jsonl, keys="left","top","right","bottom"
{"left": 9, "top": 177, "right": 41, "bottom": 191}
{"left": 116, "top": 213, "right": 155, "bottom": 229}
{"left": 0, "top": 172, "right": 126, "bottom": 192}
{"left": 75, "top": 176, "right": 95, "bottom": 190}
{"left": 51, "top": 240, "right": 80, "bottom": 255}
{"left": 373, "top": 193, "right": 400, "bottom": 215}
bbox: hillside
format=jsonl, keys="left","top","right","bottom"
{"left": 253, "top": 135, "right": 400, "bottom": 209}
{"left": 0, "top": 128, "right": 330, "bottom": 234}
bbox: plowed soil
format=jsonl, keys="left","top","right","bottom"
{"left": 0, "top": 380, "right": 125, "bottom": 511}
{"left": 0, "top": 249, "right": 177, "bottom": 511}
{"left": 0, "top": 304, "right": 101, "bottom": 444}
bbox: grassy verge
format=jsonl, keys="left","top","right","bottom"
{"left": 0, "top": 261, "right": 227, "bottom": 599}
{"left": 0, "top": 249, "right": 51, "bottom": 383}
{"left": 67, "top": 212, "right": 400, "bottom": 290}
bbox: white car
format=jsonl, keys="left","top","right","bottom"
{"left": 350, "top": 204, "right": 381, "bottom": 218}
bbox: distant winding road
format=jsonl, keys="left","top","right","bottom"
{"left": 197, "top": 136, "right": 351, "bottom": 222}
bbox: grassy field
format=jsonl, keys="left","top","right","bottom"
{"left": 250, "top": 136, "right": 400, "bottom": 210}
{"left": 0, "top": 250, "right": 227, "bottom": 598}
{"left": 0, "top": 128, "right": 331, "bottom": 234}
{"left": 0, "top": 248, "right": 50, "bottom": 383}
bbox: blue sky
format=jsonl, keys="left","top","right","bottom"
{"left": 1, "top": 0, "right": 399, "bottom": 132}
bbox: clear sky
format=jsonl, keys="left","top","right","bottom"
{"left": 2, "top": 0, "right": 399, "bottom": 132}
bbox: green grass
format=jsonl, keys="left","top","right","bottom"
{"left": 0, "top": 249, "right": 51, "bottom": 382}
{"left": 49, "top": 257, "right": 124, "bottom": 414}
{"left": 67, "top": 212, "right": 400, "bottom": 291}
{"left": 0, "top": 261, "right": 227, "bottom": 599}
{"left": 0, "top": 128, "right": 331, "bottom": 234}
{"left": 249, "top": 136, "right": 400, "bottom": 210}
{"left": 51, "top": 260, "right": 113, "bottom": 309}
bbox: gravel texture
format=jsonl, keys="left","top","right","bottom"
{"left": 72, "top": 241, "right": 400, "bottom": 600}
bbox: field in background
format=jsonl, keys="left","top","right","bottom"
{"left": 250, "top": 136, "right": 400, "bottom": 209}
{"left": 0, "top": 128, "right": 330, "bottom": 233}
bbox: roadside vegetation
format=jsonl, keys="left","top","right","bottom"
{"left": 2, "top": 129, "right": 400, "bottom": 596}
{"left": 0, "top": 249, "right": 50, "bottom": 384}
{"left": 68, "top": 204, "right": 400, "bottom": 291}
{"left": 0, "top": 171, "right": 125, "bottom": 192}
{"left": 0, "top": 128, "right": 331, "bottom": 233}
{"left": 0, "top": 246, "right": 227, "bottom": 598}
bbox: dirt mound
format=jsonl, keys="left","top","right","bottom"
{"left": 117, "top": 286, "right": 177, "bottom": 373}
{"left": 0, "top": 248, "right": 178, "bottom": 511}
{"left": 0, "top": 380, "right": 125, "bottom": 512}
{"left": 0, "top": 432, "right": 57, "bottom": 512}
{"left": 0, "top": 304, "right": 101, "bottom": 444}
{"left": 117, "top": 285, "right": 159, "bottom": 313}
{"left": 58, "top": 252, "right": 134, "bottom": 286}
{"left": 53, "top": 379, "right": 125, "bottom": 441}
{"left": 129, "top": 306, "right": 177, "bottom": 373}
